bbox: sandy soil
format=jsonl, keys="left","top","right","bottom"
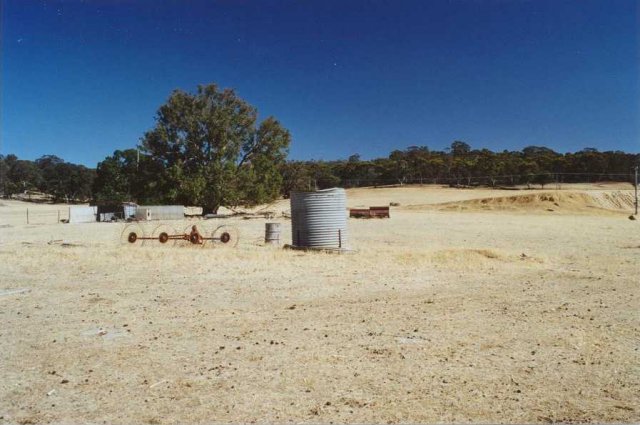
{"left": 0, "top": 185, "right": 638, "bottom": 424}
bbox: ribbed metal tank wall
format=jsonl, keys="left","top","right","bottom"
{"left": 290, "top": 188, "right": 348, "bottom": 249}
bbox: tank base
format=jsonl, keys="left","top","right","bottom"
{"left": 283, "top": 244, "right": 355, "bottom": 254}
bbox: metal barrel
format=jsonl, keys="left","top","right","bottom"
{"left": 290, "top": 187, "right": 349, "bottom": 249}
{"left": 265, "top": 222, "right": 281, "bottom": 245}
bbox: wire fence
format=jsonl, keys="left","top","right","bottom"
{"left": 0, "top": 208, "right": 71, "bottom": 226}
{"left": 339, "top": 172, "right": 637, "bottom": 189}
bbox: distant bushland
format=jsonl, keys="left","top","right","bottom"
{"left": 2, "top": 140, "right": 638, "bottom": 204}
{"left": 0, "top": 154, "right": 95, "bottom": 202}
{"left": 279, "top": 143, "right": 639, "bottom": 195}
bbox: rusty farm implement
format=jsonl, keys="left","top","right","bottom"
{"left": 120, "top": 223, "right": 239, "bottom": 247}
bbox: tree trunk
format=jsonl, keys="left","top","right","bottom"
{"left": 202, "top": 205, "right": 220, "bottom": 215}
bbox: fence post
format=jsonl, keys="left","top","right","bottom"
{"left": 634, "top": 165, "right": 638, "bottom": 216}
{"left": 26, "top": 208, "right": 29, "bottom": 224}
{"left": 57, "top": 210, "right": 60, "bottom": 224}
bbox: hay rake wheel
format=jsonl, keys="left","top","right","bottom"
{"left": 147, "top": 224, "right": 178, "bottom": 247}
{"left": 212, "top": 225, "right": 239, "bottom": 248}
{"left": 120, "top": 224, "right": 146, "bottom": 245}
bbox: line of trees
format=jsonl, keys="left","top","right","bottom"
{"left": 0, "top": 154, "right": 95, "bottom": 202}
{"left": 281, "top": 143, "right": 639, "bottom": 194}
{"left": 2, "top": 143, "right": 638, "bottom": 204}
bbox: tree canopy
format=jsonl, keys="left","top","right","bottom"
{"left": 93, "top": 84, "right": 292, "bottom": 212}
{"left": 0, "top": 154, "right": 94, "bottom": 201}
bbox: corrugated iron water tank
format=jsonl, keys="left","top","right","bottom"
{"left": 290, "top": 188, "right": 349, "bottom": 250}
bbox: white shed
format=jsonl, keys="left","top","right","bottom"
{"left": 138, "top": 205, "right": 184, "bottom": 220}
{"left": 68, "top": 206, "right": 97, "bottom": 223}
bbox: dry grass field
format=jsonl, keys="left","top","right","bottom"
{"left": 1, "top": 184, "right": 638, "bottom": 424}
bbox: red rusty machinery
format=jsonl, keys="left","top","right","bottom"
{"left": 349, "top": 206, "right": 390, "bottom": 219}
{"left": 120, "top": 223, "right": 239, "bottom": 247}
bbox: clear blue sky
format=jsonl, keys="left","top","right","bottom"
{"left": 2, "top": 0, "right": 639, "bottom": 167}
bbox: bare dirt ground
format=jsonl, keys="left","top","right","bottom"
{"left": 1, "top": 184, "right": 638, "bottom": 424}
